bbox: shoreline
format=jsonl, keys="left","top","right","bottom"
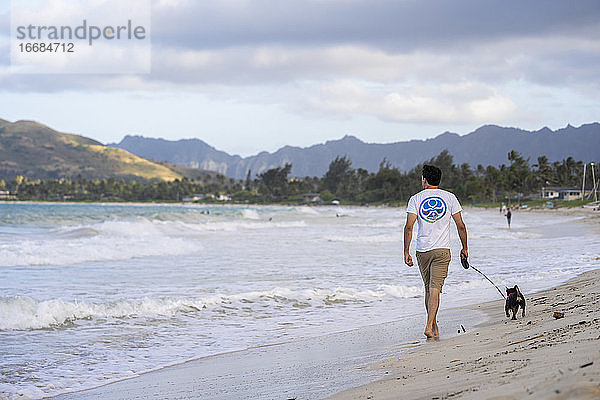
{"left": 49, "top": 269, "right": 600, "bottom": 400}
{"left": 52, "top": 308, "right": 487, "bottom": 400}
{"left": 326, "top": 269, "right": 600, "bottom": 400}
{"left": 3, "top": 201, "right": 600, "bottom": 226}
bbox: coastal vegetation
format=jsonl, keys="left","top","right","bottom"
{"left": 2, "top": 150, "right": 595, "bottom": 206}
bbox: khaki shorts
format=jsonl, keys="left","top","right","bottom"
{"left": 416, "top": 248, "right": 451, "bottom": 292}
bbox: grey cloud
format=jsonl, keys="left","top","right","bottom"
{"left": 463, "top": 38, "right": 600, "bottom": 89}
{"left": 2, "top": 37, "right": 599, "bottom": 94}
{"left": 528, "top": 49, "right": 600, "bottom": 87}
{"left": 1, "top": 0, "right": 598, "bottom": 95}
{"left": 151, "top": 0, "right": 600, "bottom": 51}
{"left": 146, "top": 36, "right": 600, "bottom": 90}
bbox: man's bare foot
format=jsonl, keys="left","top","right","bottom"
{"left": 433, "top": 323, "right": 439, "bottom": 338}
{"left": 424, "top": 329, "right": 435, "bottom": 339}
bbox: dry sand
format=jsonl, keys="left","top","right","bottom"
{"left": 327, "top": 269, "right": 600, "bottom": 400}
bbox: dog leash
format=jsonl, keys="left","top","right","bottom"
{"left": 461, "top": 257, "right": 506, "bottom": 299}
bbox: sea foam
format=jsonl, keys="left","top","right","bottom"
{"left": 0, "top": 283, "right": 426, "bottom": 331}
{"left": 0, "top": 216, "right": 308, "bottom": 267}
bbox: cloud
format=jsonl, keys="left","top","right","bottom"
{"left": 0, "top": 0, "right": 598, "bottom": 128}
{"left": 150, "top": 0, "right": 600, "bottom": 52}
{"left": 302, "top": 80, "right": 516, "bottom": 124}
{"left": 3, "top": 33, "right": 598, "bottom": 90}
{"left": 2, "top": 0, "right": 598, "bottom": 85}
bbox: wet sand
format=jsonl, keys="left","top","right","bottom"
{"left": 53, "top": 309, "right": 484, "bottom": 400}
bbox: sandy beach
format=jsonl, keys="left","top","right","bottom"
{"left": 327, "top": 269, "right": 600, "bottom": 400}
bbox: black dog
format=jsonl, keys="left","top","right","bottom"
{"left": 505, "top": 285, "right": 526, "bottom": 320}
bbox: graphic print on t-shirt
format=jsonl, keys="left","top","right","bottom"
{"left": 418, "top": 196, "right": 447, "bottom": 223}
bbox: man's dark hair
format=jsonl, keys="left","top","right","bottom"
{"left": 422, "top": 164, "right": 442, "bottom": 186}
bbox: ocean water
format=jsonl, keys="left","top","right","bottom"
{"left": 0, "top": 203, "right": 598, "bottom": 399}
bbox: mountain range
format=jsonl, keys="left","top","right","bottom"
{"left": 112, "top": 123, "right": 599, "bottom": 180}
{"left": 0, "top": 119, "right": 213, "bottom": 181}
{"left": 1, "top": 117, "right": 596, "bottom": 182}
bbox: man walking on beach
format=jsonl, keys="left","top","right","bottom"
{"left": 404, "top": 165, "right": 468, "bottom": 339}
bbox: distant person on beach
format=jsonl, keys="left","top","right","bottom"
{"left": 403, "top": 165, "right": 469, "bottom": 339}
{"left": 506, "top": 209, "right": 512, "bottom": 229}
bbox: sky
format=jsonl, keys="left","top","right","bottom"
{"left": 1, "top": 0, "right": 599, "bottom": 156}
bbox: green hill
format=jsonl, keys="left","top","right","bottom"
{"left": 0, "top": 118, "right": 204, "bottom": 181}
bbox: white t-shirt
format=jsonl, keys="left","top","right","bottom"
{"left": 406, "top": 188, "right": 462, "bottom": 252}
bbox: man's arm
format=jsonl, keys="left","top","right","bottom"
{"left": 452, "top": 212, "right": 468, "bottom": 259}
{"left": 404, "top": 213, "right": 417, "bottom": 266}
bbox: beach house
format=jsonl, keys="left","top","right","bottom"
{"left": 541, "top": 187, "right": 583, "bottom": 201}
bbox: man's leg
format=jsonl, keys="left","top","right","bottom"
{"left": 424, "top": 288, "right": 439, "bottom": 337}
{"left": 424, "top": 287, "right": 441, "bottom": 339}
{"left": 426, "top": 249, "right": 449, "bottom": 338}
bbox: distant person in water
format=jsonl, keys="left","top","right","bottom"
{"left": 506, "top": 209, "right": 512, "bottom": 229}
{"left": 404, "top": 165, "right": 469, "bottom": 340}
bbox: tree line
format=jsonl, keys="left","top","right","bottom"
{"left": 0, "top": 150, "right": 594, "bottom": 204}
{"left": 249, "top": 150, "right": 592, "bottom": 204}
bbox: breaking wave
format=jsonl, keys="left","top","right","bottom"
{"left": 1, "top": 283, "right": 423, "bottom": 331}
{"left": 0, "top": 216, "right": 307, "bottom": 267}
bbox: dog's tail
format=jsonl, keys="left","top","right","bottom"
{"left": 515, "top": 285, "right": 524, "bottom": 302}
